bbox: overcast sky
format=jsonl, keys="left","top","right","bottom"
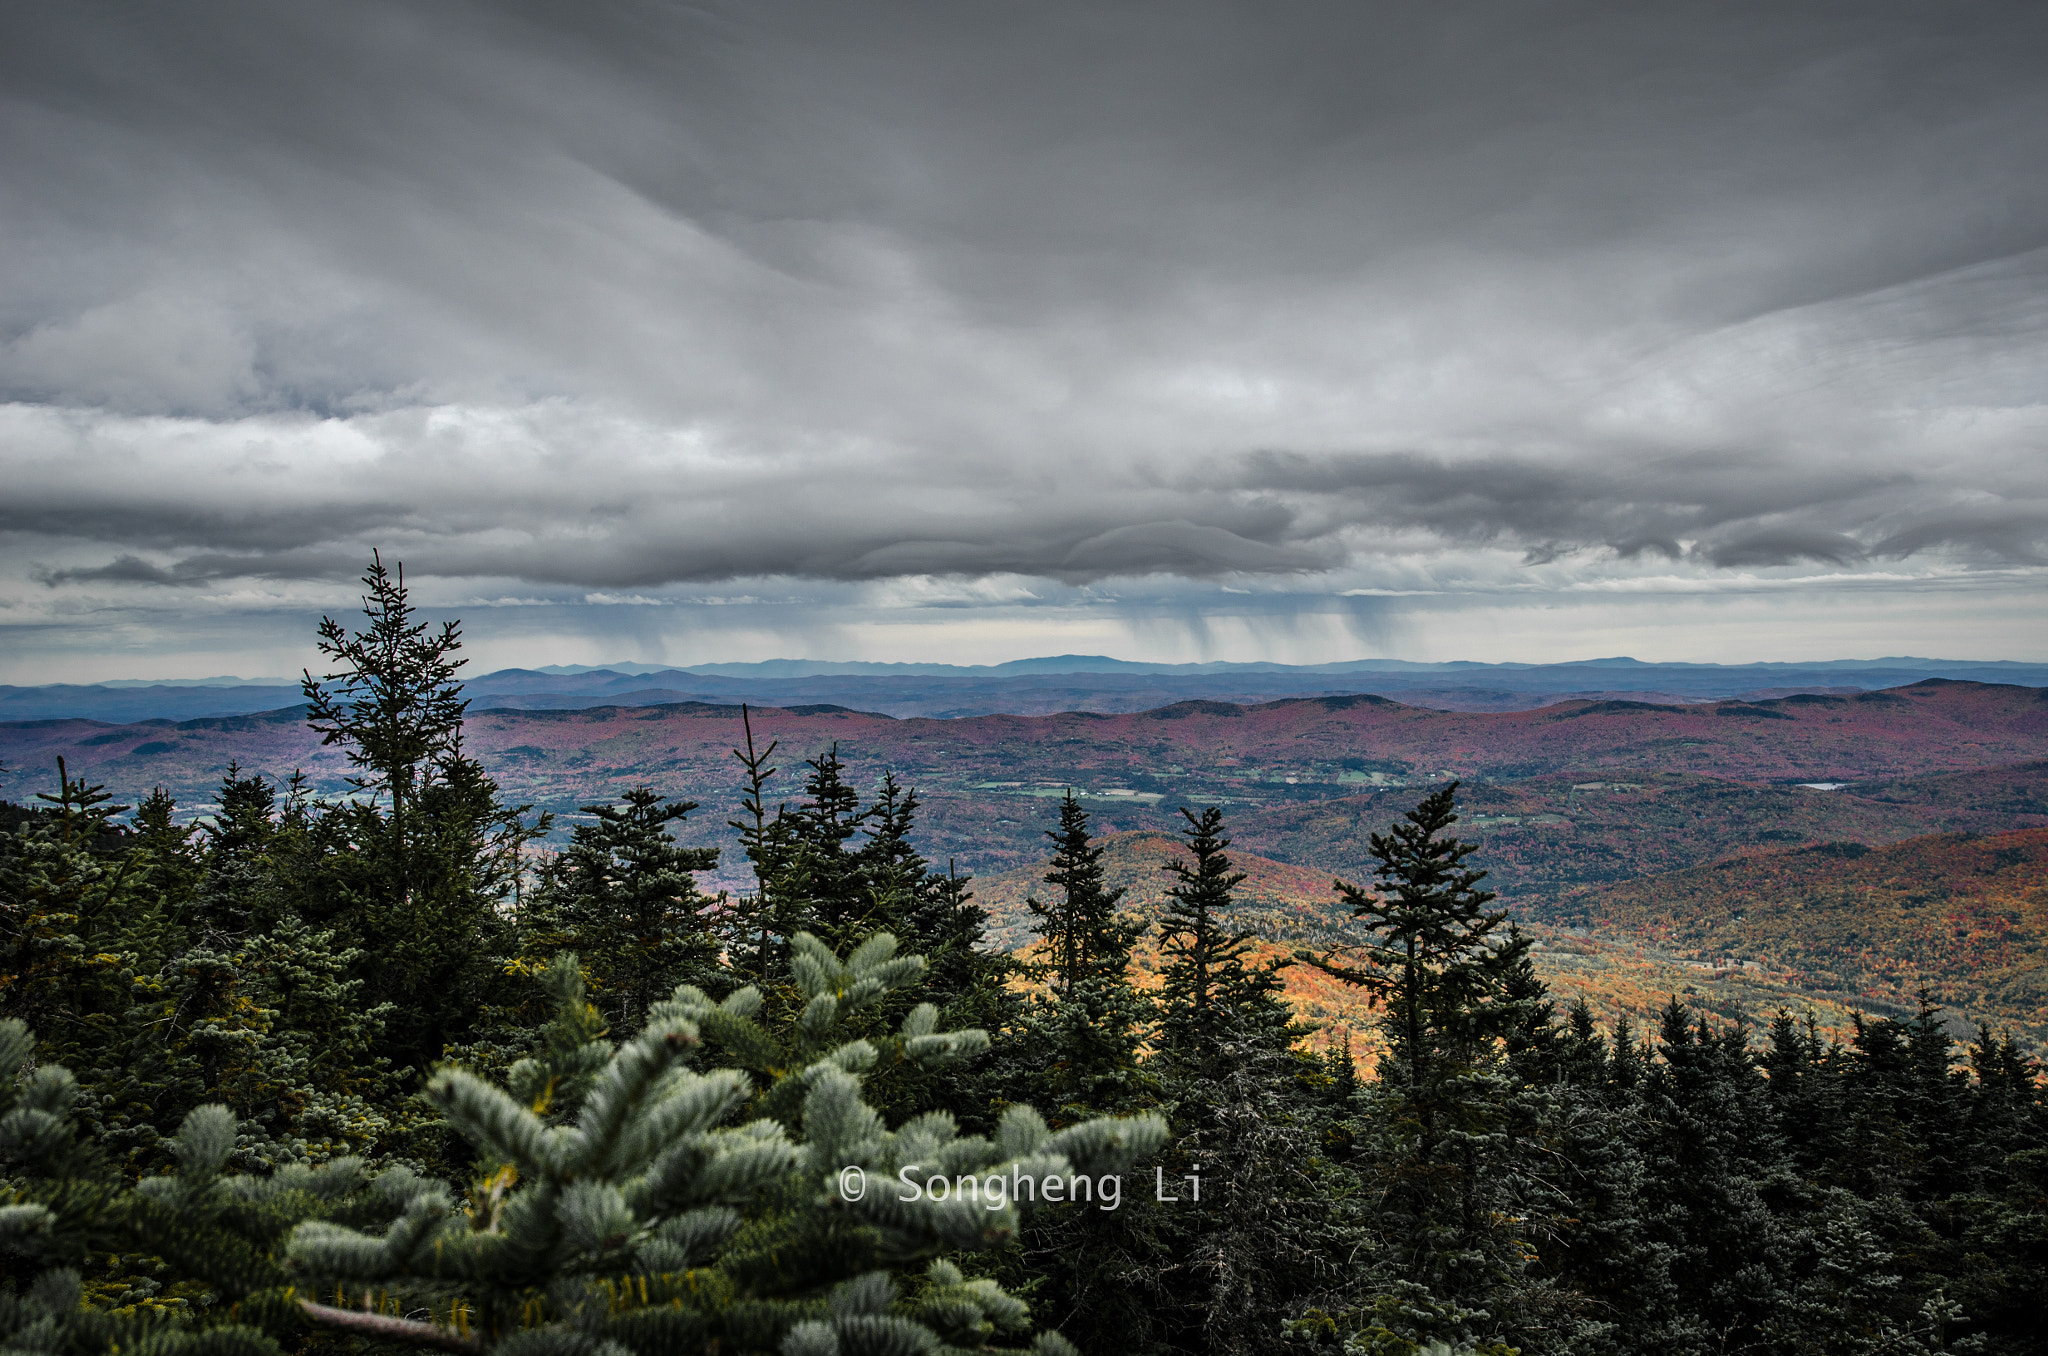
{"left": 4, "top": 0, "right": 2046, "bottom": 681}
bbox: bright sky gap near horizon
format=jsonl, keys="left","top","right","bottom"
{"left": 3, "top": 2, "right": 2047, "bottom": 684}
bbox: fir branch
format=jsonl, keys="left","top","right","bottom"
{"left": 297, "top": 1301, "right": 484, "bottom": 1355}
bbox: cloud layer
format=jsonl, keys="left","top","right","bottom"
{"left": 3, "top": 0, "right": 2047, "bottom": 673}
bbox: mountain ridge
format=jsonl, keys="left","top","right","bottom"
{"left": 9, "top": 680, "right": 2047, "bottom": 898}
{"left": 7, "top": 655, "right": 2048, "bottom": 724}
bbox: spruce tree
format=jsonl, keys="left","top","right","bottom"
{"left": 131, "top": 785, "right": 203, "bottom": 917}
{"left": 302, "top": 551, "right": 469, "bottom": 901}
{"left": 298, "top": 554, "right": 540, "bottom": 1071}
{"left": 194, "top": 763, "right": 282, "bottom": 934}
{"left": 1297, "top": 784, "right": 1550, "bottom": 1335}
{"left": 1765, "top": 1008, "right": 1849, "bottom": 1183}
{"left": 785, "top": 743, "right": 874, "bottom": 951}
{"left": 529, "top": 787, "right": 721, "bottom": 1035}
{"left": 1020, "top": 796, "right": 1151, "bottom": 1121}
{"left": 0, "top": 761, "right": 144, "bottom": 1049}
{"left": 896, "top": 860, "right": 998, "bottom": 1016}
{"left": 1156, "top": 805, "right": 1288, "bottom": 1064}
{"left": 1955, "top": 1025, "right": 2048, "bottom": 1351}
{"left": 1299, "top": 783, "right": 1525, "bottom": 1132}
{"left": 726, "top": 705, "right": 799, "bottom": 985}
{"left": 857, "top": 776, "right": 994, "bottom": 1009}
{"left": 730, "top": 740, "right": 877, "bottom": 963}
{"left": 1631, "top": 1000, "right": 1793, "bottom": 1351}
{"left": 857, "top": 773, "right": 926, "bottom": 919}
{"left": 1026, "top": 794, "right": 1143, "bottom": 1000}
{"left": 0, "top": 1017, "right": 388, "bottom": 1355}
{"left": 716, "top": 731, "right": 1020, "bottom": 1136}
{"left": 1132, "top": 808, "right": 1329, "bottom": 1356}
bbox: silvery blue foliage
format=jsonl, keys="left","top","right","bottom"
{"left": 287, "top": 936, "right": 1167, "bottom": 1356}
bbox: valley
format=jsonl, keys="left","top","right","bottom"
{"left": 974, "top": 824, "right": 2048, "bottom": 1060}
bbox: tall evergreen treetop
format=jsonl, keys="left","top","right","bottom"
{"left": 1301, "top": 781, "right": 1523, "bottom": 1103}
{"left": 0, "top": 760, "right": 143, "bottom": 1043}
{"left": 1018, "top": 797, "right": 1153, "bottom": 1123}
{"left": 725, "top": 705, "right": 798, "bottom": 984}
{"left": 784, "top": 743, "right": 875, "bottom": 951}
{"left": 302, "top": 552, "right": 469, "bottom": 850}
{"left": 1027, "top": 794, "right": 1144, "bottom": 999}
{"left": 131, "top": 784, "right": 203, "bottom": 916}
{"left": 1297, "top": 783, "right": 1547, "bottom": 1318}
{"left": 296, "top": 554, "right": 541, "bottom": 1072}
{"left": 1156, "top": 805, "right": 1287, "bottom": 1060}
{"left": 533, "top": 787, "right": 721, "bottom": 1036}
{"left": 857, "top": 772, "right": 926, "bottom": 898}
{"left": 202, "top": 765, "right": 276, "bottom": 863}
{"left": 858, "top": 773, "right": 991, "bottom": 981}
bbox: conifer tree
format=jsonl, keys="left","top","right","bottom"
{"left": 896, "top": 860, "right": 998, "bottom": 1014}
{"left": 131, "top": 785, "right": 203, "bottom": 916}
{"left": 0, "top": 761, "right": 144, "bottom": 1048}
{"left": 204, "top": 765, "right": 277, "bottom": 863}
{"left": 1156, "top": 805, "right": 1288, "bottom": 1063}
{"left": 1765, "top": 1008, "right": 1849, "bottom": 1181}
{"left": 0, "top": 1017, "right": 388, "bottom": 1355}
{"left": 286, "top": 938, "right": 1167, "bottom": 1356}
{"left": 857, "top": 773, "right": 925, "bottom": 910}
{"left": 1020, "top": 797, "right": 1151, "bottom": 1121}
{"left": 1026, "top": 794, "right": 1144, "bottom": 1000}
{"left": 1956, "top": 1025, "right": 2048, "bottom": 1350}
{"left": 1295, "top": 784, "right": 1555, "bottom": 1334}
{"left": 1630, "top": 999, "right": 1794, "bottom": 1350}
{"left": 726, "top": 705, "right": 799, "bottom": 984}
{"left": 194, "top": 763, "right": 281, "bottom": 934}
{"left": 1299, "top": 784, "right": 1525, "bottom": 1128}
{"left": 1608, "top": 1011, "right": 1645, "bottom": 1094}
{"left": 302, "top": 552, "right": 469, "bottom": 899}
{"left": 528, "top": 787, "right": 721, "bottom": 1035}
{"left": 298, "top": 554, "right": 540, "bottom": 1071}
{"left": 987, "top": 808, "right": 1163, "bottom": 1356}
{"left": 1106, "top": 807, "right": 1333, "bottom": 1356}
{"left": 1838, "top": 994, "right": 1975, "bottom": 1205}
{"left": 785, "top": 743, "right": 874, "bottom": 951}
{"left": 727, "top": 737, "right": 877, "bottom": 965}
{"left": 856, "top": 775, "right": 993, "bottom": 1006}
{"left": 713, "top": 730, "right": 1018, "bottom": 1135}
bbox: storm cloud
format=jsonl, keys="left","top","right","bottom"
{"left": 3, "top": 0, "right": 2046, "bottom": 673}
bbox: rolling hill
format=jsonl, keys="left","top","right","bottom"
{"left": 1537, "top": 826, "right": 2048, "bottom": 1044}
{"left": 969, "top": 829, "right": 1981, "bottom": 1065}
{"left": 7, "top": 680, "right": 2045, "bottom": 892}
{"left": 1226, "top": 763, "right": 2048, "bottom": 905}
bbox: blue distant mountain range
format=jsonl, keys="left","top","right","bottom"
{"left": 5, "top": 656, "right": 2045, "bottom": 724}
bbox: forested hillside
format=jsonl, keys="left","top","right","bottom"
{"left": 1229, "top": 765, "right": 2048, "bottom": 903}
{"left": 974, "top": 828, "right": 2048, "bottom": 1060}
{"left": 8, "top": 681, "right": 2048, "bottom": 892}
{"left": 3, "top": 564, "right": 2044, "bottom": 1356}
{"left": 14, "top": 681, "right": 2048, "bottom": 802}
{"left": 1540, "top": 828, "right": 2048, "bottom": 1044}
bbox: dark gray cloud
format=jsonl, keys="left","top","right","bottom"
{"left": 1707, "top": 530, "right": 1868, "bottom": 570}
{"left": 33, "top": 555, "right": 206, "bottom": 588}
{"left": 2, "top": 0, "right": 2047, "bottom": 673}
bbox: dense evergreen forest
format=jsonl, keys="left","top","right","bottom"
{"left": 3, "top": 561, "right": 2043, "bottom": 1356}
